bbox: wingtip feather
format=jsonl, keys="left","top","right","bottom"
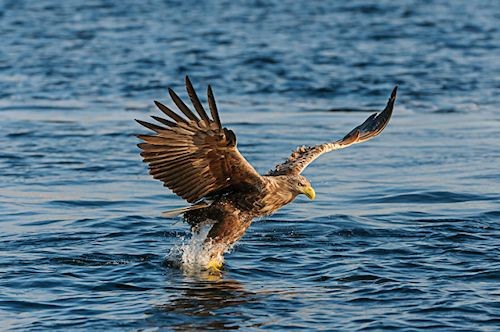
{"left": 391, "top": 85, "right": 398, "bottom": 99}
{"left": 185, "top": 76, "right": 211, "bottom": 124}
{"left": 135, "top": 118, "right": 166, "bottom": 132}
{"left": 168, "top": 87, "right": 199, "bottom": 121}
{"left": 154, "top": 100, "right": 186, "bottom": 123}
{"left": 207, "top": 84, "right": 222, "bottom": 129}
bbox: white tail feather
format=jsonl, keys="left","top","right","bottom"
{"left": 161, "top": 203, "right": 209, "bottom": 218}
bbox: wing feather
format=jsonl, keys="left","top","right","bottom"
{"left": 154, "top": 101, "right": 187, "bottom": 124}
{"left": 268, "top": 86, "right": 397, "bottom": 176}
{"left": 168, "top": 88, "right": 199, "bottom": 122}
{"left": 151, "top": 115, "right": 178, "bottom": 128}
{"left": 207, "top": 85, "right": 222, "bottom": 129}
{"left": 185, "top": 76, "right": 211, "bottom": 125}
{"left": 135, "top": 119, "right": 166, "bottom": 133}
{"left": 137, "top": 77, "right": 262, "bottom": 203}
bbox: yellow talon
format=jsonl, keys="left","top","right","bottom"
{"left": 206, "top": 259, "right": 223, "bottom": 272}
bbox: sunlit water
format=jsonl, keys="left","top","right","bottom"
{"left": 1, "top": 0, "right": 499, "bottom": 330}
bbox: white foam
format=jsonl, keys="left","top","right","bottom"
{"left": 167, "top": 223, "right": 227, "bottom": 272}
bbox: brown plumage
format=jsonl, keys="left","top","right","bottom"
{"left": 136, "top": 76, "right": 397, "bottom": 269}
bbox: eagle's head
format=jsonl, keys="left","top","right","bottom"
{"left": 289, "top": 175, "right": 315, "bottom": 200}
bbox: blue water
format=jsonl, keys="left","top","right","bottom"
{"left": 1, "top": 0, "right": 499, "bottom": 330}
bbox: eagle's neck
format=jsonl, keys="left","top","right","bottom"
{"left": 256, "top": 176, "right": 298, "bottom": 216}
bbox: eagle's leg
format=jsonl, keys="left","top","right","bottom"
{"left": 204, "top": 208, "right": 253, "bottom": 271}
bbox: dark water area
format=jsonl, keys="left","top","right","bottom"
{"left": 1, "top": 0, "right": 499, "bottom": 330}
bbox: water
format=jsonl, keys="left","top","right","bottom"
{"left": 1, "top": 0, "right": 499, "bottom": 330}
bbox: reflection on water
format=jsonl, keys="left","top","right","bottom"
{"left": 153, "top": 276, "right": 256, "bottom": 330}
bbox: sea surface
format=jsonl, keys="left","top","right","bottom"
{"left": 1, "top": 0, "right": 499, "bottom": 330}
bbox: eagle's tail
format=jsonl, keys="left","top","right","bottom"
{"left": 161, "top": 202, "right": 210, "bottom": 218}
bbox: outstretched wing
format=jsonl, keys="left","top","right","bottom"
{"left": 136, "top": 76, "right": 262, "bottom": 203}
{"left": 268, "top": 86, "right": 397, "bottom": 176}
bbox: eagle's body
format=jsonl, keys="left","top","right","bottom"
{"left": 137, "top": 77, "right": 397, "bottom": 270}
{"left": 184, "top": 175, "right": 306, "bottom": 259}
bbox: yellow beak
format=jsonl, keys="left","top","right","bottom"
{"left": 302, "top": 185, "right": 316, "bottom": 200}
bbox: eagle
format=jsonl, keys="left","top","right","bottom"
{"left": 136, "top": 76, "right": 397, "bottom": 271}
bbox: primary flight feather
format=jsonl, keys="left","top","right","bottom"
{"left": 136, "top": 76, "right": 397, "bottom": 270}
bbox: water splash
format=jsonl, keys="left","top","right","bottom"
{"left": 166, "top": 223, "right": 227, "bottom": 272}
